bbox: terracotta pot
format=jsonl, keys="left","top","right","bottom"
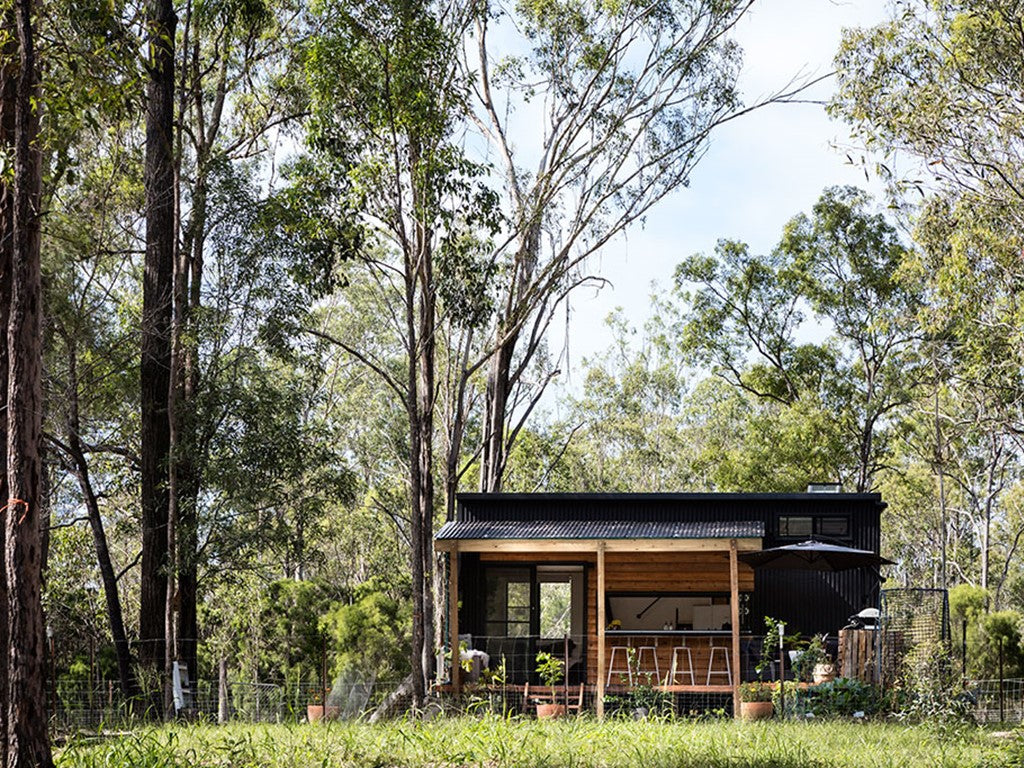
{"left": 535, "top": 703, "right": 566, "bottom": 719}
{"left": 307, "top": 704, "right": 341, "bottom": 722}
{"left": 739, "top": 701, "right": 774, "bottom": 721}
{"left": 813, "top": 664, "right": 836, "bottom": 684}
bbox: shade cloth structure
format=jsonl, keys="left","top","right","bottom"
{"left": 738, "top": 540, "right": 895, "bottom": 572}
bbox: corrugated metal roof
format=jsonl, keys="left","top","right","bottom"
{"left": 435, "top": 519, "right": 765, "bottom": 540}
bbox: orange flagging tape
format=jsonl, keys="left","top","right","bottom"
{"left": 0, "top": 498, "right": 29, "bottom": 524}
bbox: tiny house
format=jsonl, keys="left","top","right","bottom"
{"left": 435, "top": 491, "right": 886, "bottom": 715}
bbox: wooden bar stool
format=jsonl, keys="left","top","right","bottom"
{"left": 635, "top": 642, "right": 660, "bottom": 681}
{"left": 706, "top": 637, "right": 732, "bottom": 685}
{"left": 607, "top": 645, "right": 633, "bottom": 686}
{"left": 666, "top": 641, "right": 695, "bottom": 685}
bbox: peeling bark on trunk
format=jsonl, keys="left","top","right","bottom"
{"left": 139, "top": 0, "right": 176, "bottom": 705}
{"left": 0, "top": 12, "right": 16, "bottom": 762}
{"left": 480, "top": 340, "right": 514, "bottom": 493}
{"left": 406, "top": 271, "right": 425, "bottom": 709}
{"left": 479, "top": 218, "right": 541, "bottom": 494}
{"left": 404, "top": 135, "right": 439, "bottom": 709}
{"left": 417, "top": 239, "right": 435, "bottom": 695}
{"left": 5, "top": 0, "right": 53, "bottom": 759}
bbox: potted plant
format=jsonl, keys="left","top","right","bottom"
{"left": 738, "top": 682, "right": 775, "bottom": 720}
{"left": 788, "top": 634, "right": 824, "bottom": 683}
{"left": 808, "top": 635, "right": 835, "bottom": 684}
{"left": 307, "top": 688, "right": 341, "bottom": 722}
{"left": 534, "top": 651, "right": 566, "bottom": 719}
{"left": 307, "top": 689, "right": 327, "bottom": 722}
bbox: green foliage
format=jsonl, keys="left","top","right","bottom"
{"left": 675, "top": 187, "right": 922, "bottom": 492}
{"left": 791, "top": 635, "right": 829, "bottom": 684}
{"left": 756, "top": 617, "right": 800, "bottom": 678}
{"left": 802, "top": 678, "right": 885, "bottom": 718}
{"left": 56, "top": 719, "right": 1017, "bottom": 768}
{"left": 534, "top": 651, "right": 564, "bottom": 692}
{"left": 738, "top": 682, "right": 774, "bottom": 703}
{"left": 949, "top": 586, "right": 1024, "bottom": 679}
{"left": 832, "top": 6, "right": 1024, "bottom": 599}
{"left": 260, "top": 579, "right": 338, "bottom": 682}
{"left": 833, "top": 0, "right": 1024, "bottom": 211}
{"left": 973, "top": 611, "right": 1024, "bottom": 679}
{"left": 896, "top": 639, "right": 974, "bottom": 728}
{"left": 321, "top": 586, "right": 411, "bottom": 681}
{"left": 950, "top": 584, "right": 988, "bottom": 625}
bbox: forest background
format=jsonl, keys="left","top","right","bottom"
{"left": 2, "top": 0, "right": 1023, "bottom": 748}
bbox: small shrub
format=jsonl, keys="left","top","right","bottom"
{"left": 895, "top": 639, "right": 975, "bottom": 730}
{"left": 802, "top": 677, "right": 883, "bottom": 717}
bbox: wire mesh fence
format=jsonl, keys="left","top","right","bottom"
{"left": 460, "top": 634, "right": 775, "bottom": 689}
{"left": 50, "top": 678, "right": 409, "bottom": 730}
{"left": 51, "top": 676, "right": 1024, "bottom": 726}
{"left": 966, "top": 678, "right": 1024, "bottom": 724}
{"left": 879, "top": 588, "right": 950, "bottom": 687}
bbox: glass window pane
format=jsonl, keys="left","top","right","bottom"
{"left": 818, "top": 517, "right": 849, "bottom": 537}
{"left": 508, "top": 606, "right": 530, "bottom": 623}
{"left": 507, "top": 582, "right": 530, "bottom": 610}
{"left": 780, "top": 516, "right": 812, "bottom": 537}
{"left": 540, "top": 582, "right": 572, "bottom": 638}
{"left": 484, "top": 569, "right": 532, "bottom": 637}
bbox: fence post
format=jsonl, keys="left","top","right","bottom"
{"left": 999, "top": 637, "right": 1005, "bottom": 723}
{"left": 962, "top": 619, "right": 967, "bottom": 683}
{"left": 218, "top": 658, "right": 229, "bottom": 723}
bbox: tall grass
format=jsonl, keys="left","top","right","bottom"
{"left": 57, "top": 716, "right": 1023, "bottom": 768}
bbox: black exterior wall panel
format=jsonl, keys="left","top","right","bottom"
{"left": 452, "top": 493, "right": 886, "bottom": 638}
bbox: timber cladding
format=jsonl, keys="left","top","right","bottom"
{"left": 478, "top": 551, "right": 753, "bottom": 591}
{"left": 479, "top": 551, "right": 753, "bottom": 685}
{"left": 603, "top": 552, "right": 753, "bottom": 592}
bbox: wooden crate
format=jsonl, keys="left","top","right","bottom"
{"left": 837, "top": 629, "right": 878, "bottom": 684}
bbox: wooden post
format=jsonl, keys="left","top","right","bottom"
{"left": 450, "top": 547, "right": 460, "bottom": 696}
{"left": 729, "top": 539, "right": 740, "bottom": 718}
{"left": 596, "top": 542, "right": 606, "bottom": 720}
{"left": 778, "top": 622, "right": 785, "bottom": 718}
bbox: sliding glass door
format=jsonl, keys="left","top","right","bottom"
{"left": 481, "top": 565, "right": 585, "bottom": 683}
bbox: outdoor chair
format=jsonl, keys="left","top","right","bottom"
{"left": 523, "top": 682, "right": 584, "bottom": 712}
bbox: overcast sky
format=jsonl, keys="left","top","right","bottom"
{"left": 549, "top": 0, "right": 893, "bottom": 395}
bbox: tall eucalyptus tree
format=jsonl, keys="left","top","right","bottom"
{"left": 3, "top": 0, "right": 53, "bottom": 759}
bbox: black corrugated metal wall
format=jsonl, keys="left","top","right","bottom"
{"left": 456, "top": 493, "right": 885, "bottom": 637}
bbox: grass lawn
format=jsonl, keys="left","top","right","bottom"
{"left": 56, "top": 716, "right": 1024, "bottom": 768}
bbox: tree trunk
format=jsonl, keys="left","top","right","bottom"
{"left": 417, "top": 233, "right": 436, "bottom": 693}
{"left": 406, "top": 314, "right": 425, "bottom": 709}
{"left": 174, "top": 155, "right": 207, "bottom": 691}
{"left": 139, "top": 0, "right": 176, "bottom": 704}
{"left": 480, "top": 339, "right": 514, "bottom": 492}
{"left": 479, "top": 220, "right": 541, "bottom": 493}
{"left": 64, "top": 345, "right": 138, "bottom": 700}
{"left": 0, "top": 12, "right": 16, "bottom": 761}
{"left": 5, "top": 0, "right": 53, "bottom": 758}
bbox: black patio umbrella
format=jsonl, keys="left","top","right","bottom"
{"left": 738, "top": 539, "right": 895, "bottom": 572}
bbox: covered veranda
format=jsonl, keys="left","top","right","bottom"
{"left": 435, "top": 519, "right": 764, "bottom": 718}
